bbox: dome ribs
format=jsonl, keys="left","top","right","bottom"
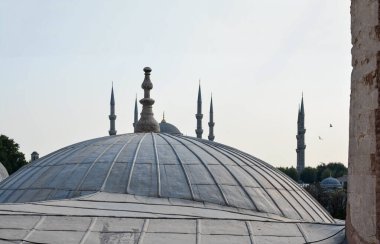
{"left": 210, "top": 143, "right": 333, "bottom": 223}
{"left": 157, "top": 133, "right": 195, "bottom": 201}
{"left": 151, "top": 133, "right": 161, "bottom": 197}
{"left": 230, "top": 149, "right": 334, "bottom": 223}
{"left": 72, "top": 137, "right": 123, "bottom": 198}
{"left": 100, "top": 134, "right": 137, "bottom": 192}
{"left": 0, "top": 139, "right": 95, "bottom": 203}
{"left": 200, "top": 140, "right": 305, "bottom": 220}
{"left": 164, "top": 134, "right": 230, "bottom": 206}
{"left": 178, "top": 136, "right": 259, "bottom": 211}
{"left": 0, "top": 133, "right": 335, "bottom": 224}
{"left": 125, "top": 133, "right": 147, "bottom": 194}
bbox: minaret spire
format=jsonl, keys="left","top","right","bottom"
{"left": 108, "top": 83, "right": 117, "bottom": 136}
{"left": 133, "top": 94, "right": 138, "bottom": 129}
{"left": 208, "top": 94, "right": 215, "bottom": 141}
{"left": 134, "top": 67, "right": 160, "bottom": 133}
{"left": 195, "top": 80, "right": 203, "bottom": 138}
{"left": 296, "top": 95, "right": 306, "bottom": 174}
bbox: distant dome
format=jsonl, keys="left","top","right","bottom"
{"left": 0, "top": 133, "right": 333, "bottom": 223}
{"left": 159, "top": 121, "right": 182, "bottom": 135}
{"left": 0, "top": 163, "right": 8, "bottom": 182}
{"left": 320, "top": 177, "right": 342, "bottom": 189}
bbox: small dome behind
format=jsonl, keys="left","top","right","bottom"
{"left": 320, "top": 177, "right": 342, "bottom": 189}
{"left": 0, "top": 163, "right": 9, "bottom": 182}
{"left": 159, "top": 120, "right": 182, "bottom": 135}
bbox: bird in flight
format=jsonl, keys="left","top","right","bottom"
{"left": 318, "top": 136, "right": 323, "bottom": 140}
{"left": 330, "top": 124, "right": 333, "bottom": 127}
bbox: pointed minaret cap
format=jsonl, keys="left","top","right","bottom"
{"left": 162, "top": 112, "right": 166, "bottom": 123}
{"left": 134, "top": 67, "right": 160, "bottom": 133}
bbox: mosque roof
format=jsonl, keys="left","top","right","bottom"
{"left": 0, "top": 67, "right": 345, "bottom": 243}
{"left": 320, "top": 177, "right": 342, "bottom": 188}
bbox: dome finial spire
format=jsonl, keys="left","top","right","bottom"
{"left": 162, "top": 111, "right": 166, "bottom": 123}
{"left": 134, "top": 67, "right": 160, "bottom": 133}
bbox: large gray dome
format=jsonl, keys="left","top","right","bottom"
{"left": 0, "top": 133, "right": 333, "bottom": 223}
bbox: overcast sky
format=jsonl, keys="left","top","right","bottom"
{"left": 0, "top": 0, "right": 351, "bottom": 168}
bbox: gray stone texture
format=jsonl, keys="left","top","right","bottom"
{"left": 348, "top": 0, "right": 380, "bottom": 243}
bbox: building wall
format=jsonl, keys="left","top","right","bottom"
{"left": 348, "top": 0, "right": 380, "bottom": 243}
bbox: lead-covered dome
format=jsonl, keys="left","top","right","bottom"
{"left": 0, "top": 133, "right": 333, "bottom": 223}
{"left": 320, "top": 177, "right": 342, "bottom": 189}
{"left": 0, "top": 163, "right": 8, "bottom": 182}
{"left": 159, "top": 121, "right": 182, "bottom": 135}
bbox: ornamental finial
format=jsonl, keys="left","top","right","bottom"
{"left": 134, "top": 67, "right": 160, "bottom": 133}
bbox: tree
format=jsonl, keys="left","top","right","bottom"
{"left": 277, "top": 166, "right": 299, "bottom": 182}
{"left": 316, "top": 162, "right": 347, "bottom": 181}
{"left": 321, "top": 168, "right": 332, "bottom": 180}
{"left": 0, "top": 135, "right": 27, "bottom": 174}
{"left": 300, "top": 167, "right": 317, "bottom": 183}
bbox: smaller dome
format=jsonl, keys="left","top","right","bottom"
{"left": 320, "top": 177, "right": 342, "bottom": 189}
{"left": 0, "top": 163, "right": 8, "bottom": 182}
{"left": 159, "top": 121, "right": 182, "bottom": 135}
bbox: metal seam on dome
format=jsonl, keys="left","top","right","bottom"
{"left": 164, "top": 134, "right": 229, "bottom": 206}
{"left": 125, "top": 134, "right": 147, "bottom": 194}
{"left": 151, "top": 133, "right": 161, "bottom": 197}
{"left": 79, "top": 217, "right": 97, "bottom": 244}
{"left": 137, "top": 219, "right": 149, "bottom": 244}
{"left": 226, "top": 146, "right": 333, "bottom": 223}
{"left": 43, "top": 137, "right": 127, "bottom": 202}
{"left": 216, "top": 143, "right": 334, "bottom": 222}
{"left": 0, "top": 142, "right": 93, "bottom": 203}
{"left": 0, "top": 145, "right": 75, "bottom": 191}
{"left": 157, "top": 133, "right": 195, "bottom": 200}
{"left": 179, "top": 136, "right": 259, "bottom": 211}
{"left": 196, "top": 140, "right": 285, "bottom": 217}
{"left": 204, "top": 141, "right": 316, "bottom": 222}
{"left": 72, "top": 137, "right": 123, "bottom": 197}
{"left": 248, "top": 155, "right": 329, "bottom": 222}
{"left": 196, "top": 219, "right": 201, "bottom": 244}
{"left": 204, "top": 141, "right": 303, "bottom": 220}
{"left": 100, "top": 134, "right": 137, "bottom": 192}
{"left": 245, "top": 221, "right": 256, "bottom": 244}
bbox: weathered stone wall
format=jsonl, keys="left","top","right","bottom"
{"left": 348, "top": 0, "right": 380, "bottom": 243}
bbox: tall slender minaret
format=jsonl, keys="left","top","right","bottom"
{"left": 134, "top": 67, "right": 160, "bottom": 133}
{"left": 109, "top": 84, "right": 117, "bottom": 136}
{"left": 195, "top": 82, "right": 203, "bottom": 138}
{"left": 208, "top": 95, "right": 215, "bottom": 141}
{"left": 133, "top": 95, "right": 138, "bottom": 129}
{"left": 296, "top": 95, "right": 306, "bottom": 174}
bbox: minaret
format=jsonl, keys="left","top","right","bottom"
{"left": 208, "top": 95, "right": 215, "bottom": 141}
{"left": 133, "top": 95, "right": 138, "bottom": 129}
{"left": 134, "top": 67, "right": 160, "bottom": 133}
{"left": 296, "top": 95, "right": 306, "bottom": 174}
{"left": 195, "top": 82, "right": 203, "bottom": 138}
{"left": 109, "top": 84, "right": 117, "bottom": 136}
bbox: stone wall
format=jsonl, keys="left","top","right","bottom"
{"left": 348, "top": 0, "right": 380, "bottom": 243}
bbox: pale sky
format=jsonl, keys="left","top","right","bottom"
{"left": 0, "top": 0, "right": 351, "bottom": 168}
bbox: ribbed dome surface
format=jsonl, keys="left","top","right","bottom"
{"left": 0, "top": 133, "right": 333, "bottom": 223}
